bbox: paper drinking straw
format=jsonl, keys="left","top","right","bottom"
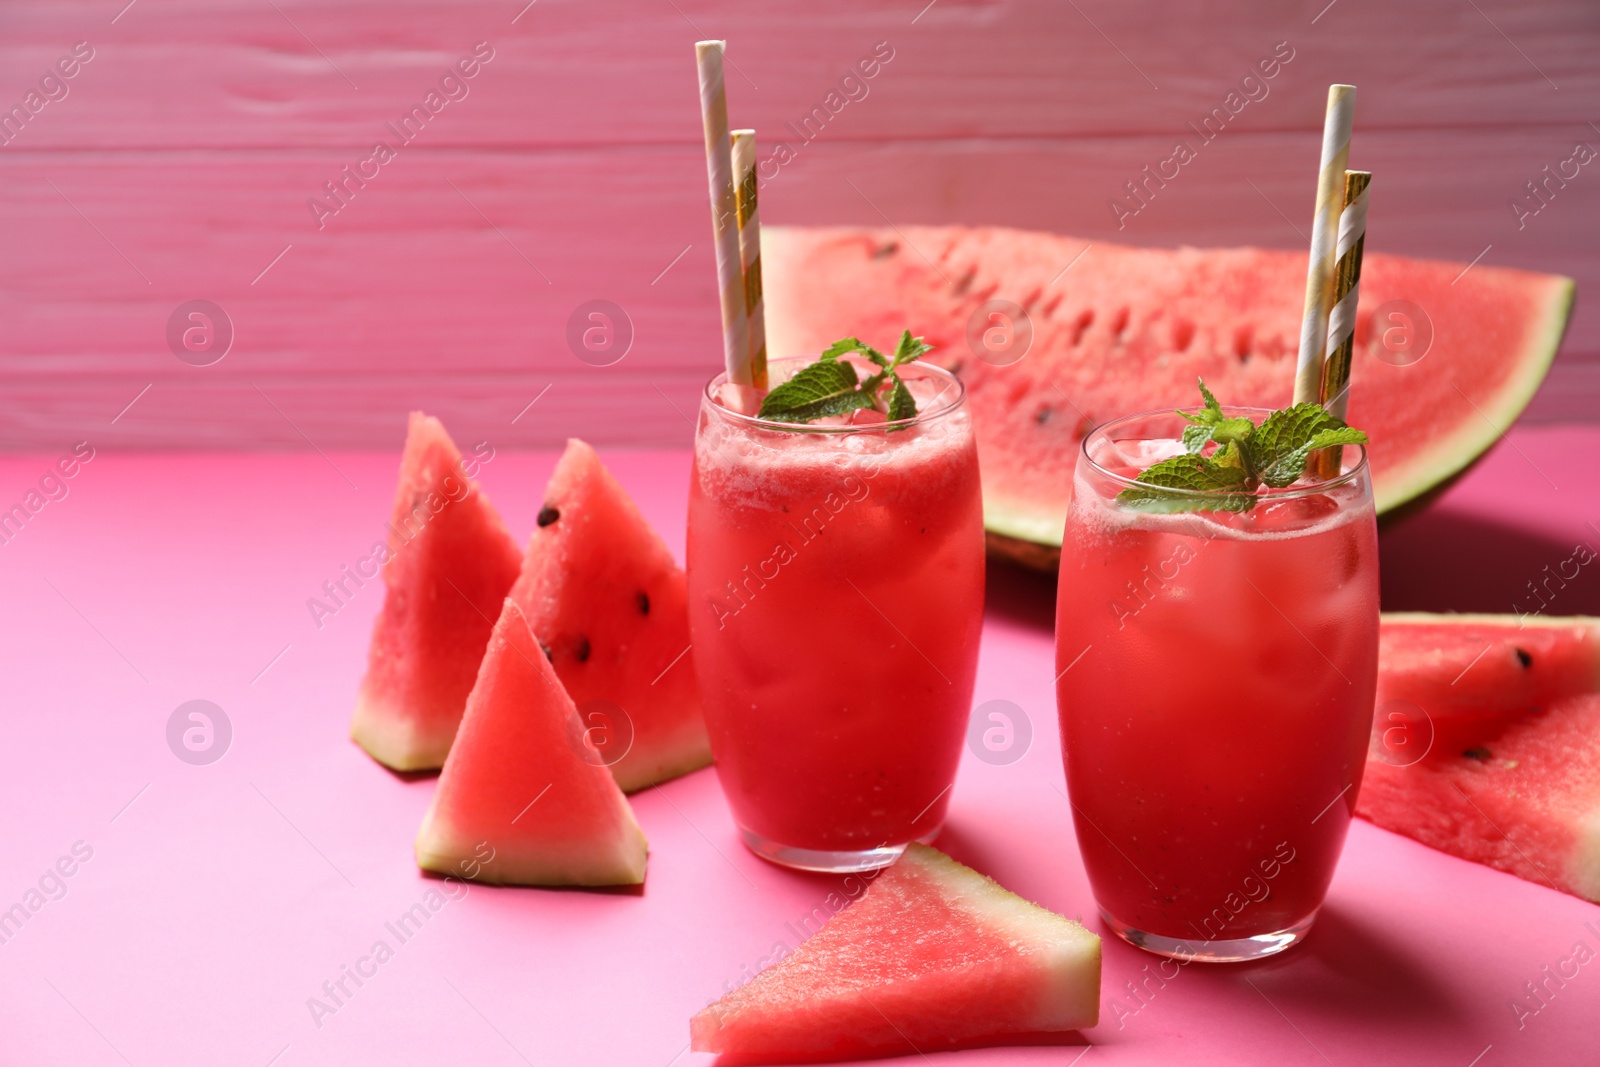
{"left": 1291, "top": 84, "right": 1357, "bottom": 406}
{"left": 695, "top": 41, "right": 753, "bottom": 400}
{"left": 1319, "top": 171, "right": 1371, "bottom": 418}
{"left": 730, "top": 129, "right": 769, "bottom": 390}
{"left": 1311, "top": 170, "right": 1371, "bottom": 478}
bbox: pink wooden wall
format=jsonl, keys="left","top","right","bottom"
{"left": 1, "top": 0, "right": 1597, "bottom": 450}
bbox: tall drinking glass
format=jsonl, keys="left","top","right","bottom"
{"left": 687, "top": 356, "right": 984, "bottom": 872}
{"left": 1056, "top": 408, "right": 1379, "bottom": 961}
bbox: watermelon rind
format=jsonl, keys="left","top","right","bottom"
{"left": 1365, "top": 276, "right": 1573, "bottom": 517}
{"left": 691, "top": 843, "right": 1099, "bottom": 1057}
{"left": 765, "top": 225, "right": 1575, "bottom": 570}
{"left": 984, "top": 274, "right": 1574, "bottom": 562}
{"left": 511, "top": 439, "right": 713, "bottom": 794}
{"left": 1380, "top": 610, "right": 1598, "bottom": 631}
{"left": 351, "top": 413, "right": 523, "bottom": 769}
{"left": 414, "top": 599, "right": 648, "bottom": 887}
{"left": 1361, "top": 611, "right": 1600, "bottom": 903}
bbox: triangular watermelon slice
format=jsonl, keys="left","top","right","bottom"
{"left": 1359, "top": 612, "right": 1600, "bottom": 902}
{"left": 764, "top": 226, "right": 1573, "bottom": 568}
{"left": 415, "top": 598, "right": 647, "bottom": 886}
{"left": 351, "top": 413, "right": 523, "bottom": 770}
{"left": 691, "top": 844, "right": 1100, "bottom": 1058}
{"left": 509, "top": 439, "right": 711, "bottom": 793}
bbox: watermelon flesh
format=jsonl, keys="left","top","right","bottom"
{"left": 415, "top": 598, "right": 648, "bottom": 886}
{"left": 764, "top": 226, "right": 1573, "bottom": 566}
{"left": 351, "top": 412, "right": 523, "bottom": 771}
{"left": 691, "top": 844, "right": 1100, "bottom": 1059}
{"left": 509, "top": 439, "right": 711, "bottom": 793}
{"left": 1358, "top": 613, "right": 1600, "bottom": 901}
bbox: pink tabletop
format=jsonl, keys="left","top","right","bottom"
{"left": 2, "top": 428, "right": 1597, "bottom": 1066}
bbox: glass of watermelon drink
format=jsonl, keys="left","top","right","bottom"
{"left": 1056, "top": 407, "right": 1379, "bottom": 961}
{"left": 687, "top": 356, "right": 985, "bottom": 873}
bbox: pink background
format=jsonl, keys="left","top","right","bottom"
{"left": 1, "top": 430, "right": 1597, "bottom": 1065}
{"left": 0, "top": 0, "right": 1597, "bottom": 451}
{"left": 4, "top": 1, "right": 1600, "bottom": 1063}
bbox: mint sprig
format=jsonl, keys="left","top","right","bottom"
{"left": 1116, "top": 379, "right": 1368, "bottom": 513}
{"left": 758, "top": 330, "right": 933, "bottom": 426}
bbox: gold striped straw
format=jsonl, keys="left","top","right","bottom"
{"left": 730, "top": 129, "right": 768, "bottom": 390}
{"left": 1292, "top": 84, "right": 1357, "bottom": 406}
{"left": 1311, "top": 169, "right": 1371, "bottom": 478}
{"left": 695, "top": 41, "right": 753, "bottom": 404}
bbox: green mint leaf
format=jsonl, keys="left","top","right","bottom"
{"left": 1182, "top": 423, "right": 1215, "bottom": 453}
{"left": 886, "top": 376, "right": 917, "bottom": 422}
{"left": 1259, "top": 426, "right": 1369, "bottom": 488}
{"left": 757, "top": 331, "right": 936, "bottom": 423}
{"left": 757, "top": 359, "right": 879, "bottom": 423}
{"left": 1251, "top": 403, "right": 1343, "bottom": 460}
{"left": 821, "top": 337, "right": 889, "bottom": 367}
{"left": 1252, "top": 404, "right": 1368, "bottom": 488}
{"left": 1117, "top": 381, "right": 1370, "bottom": 512}
{"left": 1116, "top": 454, "right": 1256, "bottom": 513}
{"left": 1180, "top": 379, "right": 1229, "bottom": 430}
{"left": 1209, "top": 417, "right": 1255, "bottom": 446}
{"left": 891, "top": 330, "right": 934, "bottom": 368}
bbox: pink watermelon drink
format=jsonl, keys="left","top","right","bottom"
{"left": 1056, "top": 402, "right": 1379, "bottom": 961}
{"left": 688, "top": 351, "right": 984, "bottom": 872}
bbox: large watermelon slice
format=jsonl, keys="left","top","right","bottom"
{"left": 509, "top": 439, "right": 711, "bottom": 793}
{"left": 351, "top": 412, "right": 523, "bottom": 770}
{"left": 415, "top": 598, "right": 648, "bottom": 886}
{"left": 764, "top": 226, "right": 1573, "bottom": 568}
{"left": 1359, "top": 613, "right": 1600, "bottom": 902}
{"left": 691, "top": 843, "right": 1100, "bottom": 1059}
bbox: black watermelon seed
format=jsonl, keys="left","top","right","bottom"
{"left": 1035, "top": 407, "right": 1053, "bottom": 425}
{"left": 1463, "top": 746, "right": 1492, "bottom": 761}
{"left": 575, "top": 636, "right": 591, "bottom": 663}
{"left": 539, "top": 643, "right": 553, "bottom": 662}
{"left": 637, "top": 592, "right": 650, "bottom": 615}
{"left": 1514, "top": 647, "right": 1532, "bottom": 668}
{"left": 537, "top": 506, "right": 560, "bottom": 527}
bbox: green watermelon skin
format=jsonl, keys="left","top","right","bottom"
{"left": 691, "top": 844, "right": 1100, "bottom": 1058}
{"left": 415, "top": 598, "right": 647, "bottom": 887}
{"left": 510, "top": 439, "right": 711, "bottom": 793}
{"left": 351, "top": 413, "right": 523, "bottom": 771}
{"left": 764, "top": 226, "right": 1573, "bottom": 565}
{"left": 1358, "top": 613, "right": 1600, "bottom": 902}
